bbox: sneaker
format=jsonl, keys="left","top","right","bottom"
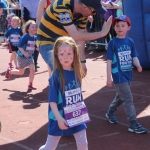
{"left": 5, "top": 68, "right": 11, "bottom": 78}
{"left": 9, "top": 63, "right": 13, "bottom": 69}
{"left": 28, "top": 85, "right": 37, "bottom": 90}
{"left": 106, "top": 112, "right": 118, "bottom": 124}
{"left": 35, "top": 64, "right": 40, "bottom": 68}
{"left": 128, "top": 123, "right": 148, "bottom": 134}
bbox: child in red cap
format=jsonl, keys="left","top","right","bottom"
{"left": 106, "top": 15, "right": 148, "bottom": 134}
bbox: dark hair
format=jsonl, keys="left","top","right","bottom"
{"left": 23, "top": 20, "right": 35, "bottom": 33}
{"left": 115, "top": 20, "right": 130, "bottom": 26}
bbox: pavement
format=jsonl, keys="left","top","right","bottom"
{"left": 0, "top": 43, "right": 150, "bottom": 150}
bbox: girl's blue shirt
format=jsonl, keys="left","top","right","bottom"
{"left": 48, "top": 70, "right": 87, "bottom": 136}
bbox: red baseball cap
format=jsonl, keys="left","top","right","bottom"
{"left": 112, "top": 15, "right": 131, "bottom": 26}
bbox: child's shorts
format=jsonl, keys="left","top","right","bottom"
{"left": 10, "top": 45, "right": 18, "bottom": 53}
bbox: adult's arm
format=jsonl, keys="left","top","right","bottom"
{"left": 7, "top": 0, "right": 20, "bottom": 9}
{"left": 36, "top": 0, "right": 46, "bottom": 26}
{"left": 63, "top": 16, "right": 112, "bottom": 41}
{"left": 102, "top": 2, "right": 122, "bottom": 9}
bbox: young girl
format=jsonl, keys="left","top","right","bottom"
{"left": 39, "top": 36, "right": 90, "bottom": 150}
{"left": 5, "top": 20, "right": 37, "bottom": 90}
{"left": 4, "top": 16, "right": 22, "bottom": 69}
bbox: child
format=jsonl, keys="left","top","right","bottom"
{"left": 7, "top": 13, "right": 15, "bottom": 28}
{"left": 4, "top": 16, "right": 22, "bottom": 69}
{"left": 5, "top": 20, "right": 37, "bottom": 90}
{"left": 0, "top": 2, "right": 7, "bottom": 44}
{"left": 106, "top": 15, "right": 147, "bottom": 134}
{"left": 39, "top": 36, "right": 90, "bottom": 150}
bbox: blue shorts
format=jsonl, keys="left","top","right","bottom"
{"left": 39, "top": 44, "right": 54, "bottom": 70}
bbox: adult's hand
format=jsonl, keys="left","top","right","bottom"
{"left": 101, "top": 16, "right": 112, "bottom": 37}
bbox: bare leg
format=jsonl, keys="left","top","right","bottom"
{"left": 11, "top": 68, "right": 25, "bottom": 76}
{"left": 29, "top": 64, "right": 35, "bottom": 83}
{"left": 12, "top": 51, "right": 17, "bottom": 67}
{"left": 76, "top": 40, "right": 87, "bottom": 74}
{"left": 47, "top": 65, "right": 52, "bottom": 76}
{"left": 10, "top": 53, "right": 13, "bottom": 63}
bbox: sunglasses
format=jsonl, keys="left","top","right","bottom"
{"left": 83, "top": 3, "right": 96, "bottom": 14}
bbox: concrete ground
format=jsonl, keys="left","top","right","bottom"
{"left": 0, "top": 44, "right": 150, "bottom": 150}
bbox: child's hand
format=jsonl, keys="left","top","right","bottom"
{"left": 23, "top": 52, "right": 30, "bottom": 58}
{"left": 107, "top": 79, "right": 113, "bottom": 87}
{"left": 137, "top": 66, "right": 142, "bottom": 72}
{"left": 58, "top": 117, "right": 68, "bottom": 130}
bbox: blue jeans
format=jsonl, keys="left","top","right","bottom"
{"left": 39, "top": 44, "right": 54, "bottom": 70}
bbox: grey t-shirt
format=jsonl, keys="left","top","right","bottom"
{"left": 20, "top": 0, "right": 40, "bottom": 18}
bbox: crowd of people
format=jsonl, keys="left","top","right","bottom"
{"left": 0, "top": 0, "right": 148, "bottom": 149}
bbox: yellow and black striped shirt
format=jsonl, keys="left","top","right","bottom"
{"left": 37, "top": 0, "right": 87, "bottom": 46}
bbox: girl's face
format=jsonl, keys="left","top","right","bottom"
{"left": 58, "top": 43, "right": 74, "bottom": 70}
{"left": 114, "top": 21, "right": 130, "bottom": 38}
{"left": 11, "top": 18, "right": 19, "bottom": 28}
{"left": 28, "top": 23, "right": 37, "bottom": 35}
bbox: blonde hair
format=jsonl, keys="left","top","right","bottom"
{"left": 11, "top": 16, "right": 21, "bottom": 25}
{"left": 53, "top": 36, "right": 85, "bottom": 91}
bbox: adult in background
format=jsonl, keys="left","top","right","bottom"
{"left": 37, "top": 0, "right": 112, "bottom": 75}
{"left": 102, "top": 0, "right": 122, "bottom": 42}
{"left": 36, "top": 0, "right": 55, "bottom": 27}
{"left": 20, "top": 0, "right": 40, "bottom": 69}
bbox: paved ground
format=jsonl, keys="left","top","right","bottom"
{"left": 0, "top": 44, "right": 150, "bottom": 150}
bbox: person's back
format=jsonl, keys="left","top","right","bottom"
{"left": 37, "top": 0, "right": 87, "bottom": 46}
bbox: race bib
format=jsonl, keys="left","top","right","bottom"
{"left": 10, "top": 34, "right": 20, "bottom": 43}
{"left": 26, "top": 41, "right": 36, "bottom": 51}
{"left": 64, "top": 101, "right": 90, "bottom": 128}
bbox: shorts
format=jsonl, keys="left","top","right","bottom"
{"left": 11, "top": 45, "right": 18, "bottom": 52}
{"left": 39, "top": 44, "right": 54, "bottom": 70}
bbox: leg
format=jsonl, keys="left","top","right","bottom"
{"left": 108, "top": 92, "right": 123, "bottom": 113}
{"left": 10, "top": 53, "right": 13, "bottom": 63}
{"left": 29, "top": 64, "right": 35, "bottom": 83}
{"left": 39, "top": 135, "right": 61, "bottom": 150}
{"left": 34, "top": 50, "right": 39, "bottom": 67}
{"left": 11, "top": 68, "right": 25, "bottom": 76}
{"left": 74, "top": 129, "right": 88, "bottom": 150}
{"left": 12, "top": 51, "right": 17, "bottom": 68}
{"left": 76, "top": 40, "right": 87, "bottom": 74}
{"left": 115, "top": 83, "right": 137, "bottom": 121}
{"left": 39, "top": 44, "right": 53, "bottom": 76}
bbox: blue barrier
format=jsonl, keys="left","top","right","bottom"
{"left": 123, "top": 0, "right": 150, "bottom": 69}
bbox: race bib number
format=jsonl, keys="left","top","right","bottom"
{"left": 10, "top": 34, "right": 20, "bottom": 43}
{"left": 26, "top": 41, "right": 36, "bottom": 51}
{"left": 118, "top": 50, "right": 132, "bottom": 70}
{"left": 64, "top": 101, "right": 90, "bottom": 128}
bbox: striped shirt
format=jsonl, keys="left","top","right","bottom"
{"left": 37, "top": 0, "right": 87, "bottom": 45}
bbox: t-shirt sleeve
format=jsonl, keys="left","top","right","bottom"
{"left": 53, "top": 6, "right": 74, "bottom": 26}
{"left": 106, "top": 40, "right": 114, "bottom": 60}
{"left": 18, "top": 34, "right": 28, "bottom": 48}
{"left": 4, "top": 29, "right": 10, "bottom": 38}
{"left": 130, "top": 39, "right": 138, "bottom": 58}
{"left": 48, "top": 75, "right": 59, "bottom": 103}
